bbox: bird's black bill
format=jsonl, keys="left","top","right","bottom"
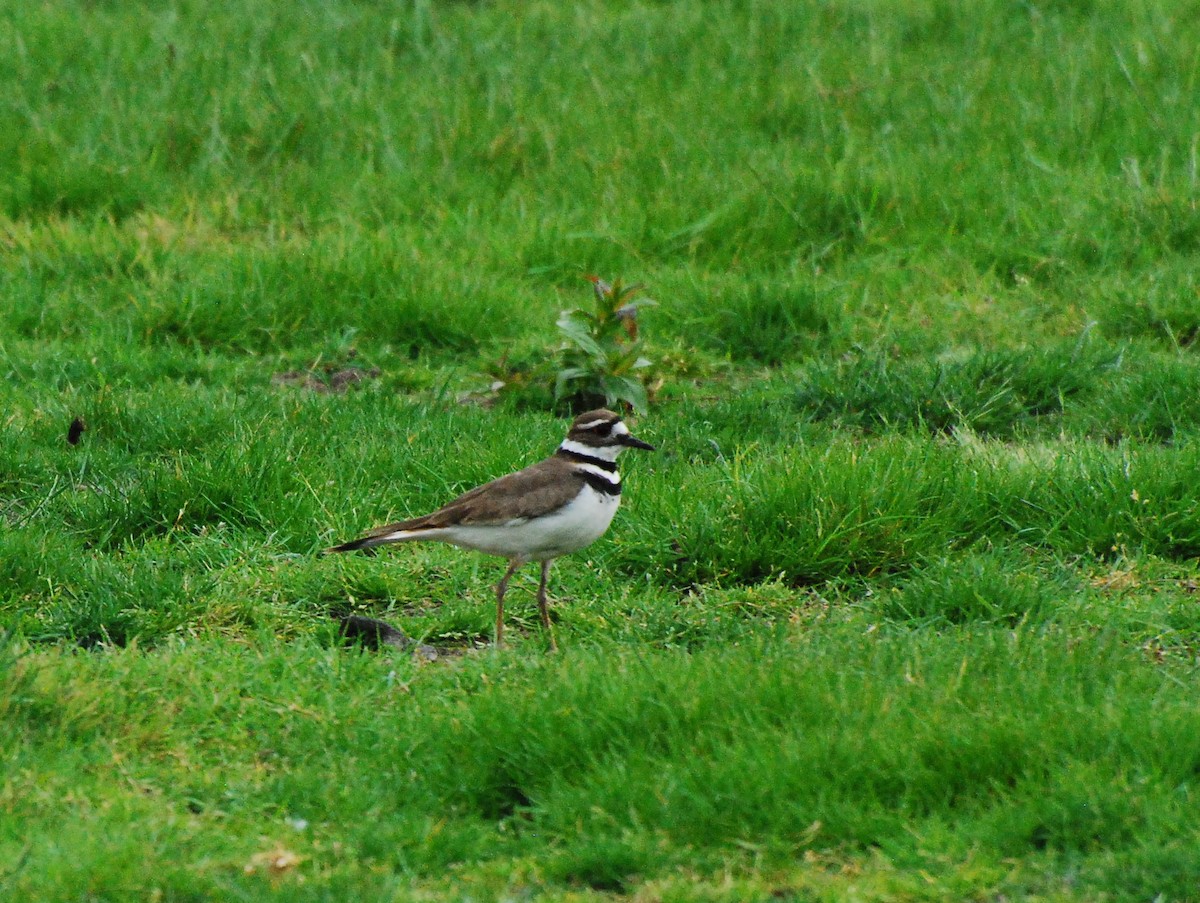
{"left": 619, "top": 434, "right": 656, "bottom": 451}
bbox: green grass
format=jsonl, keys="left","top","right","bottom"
{"left": 6, "top": 0, "right": 1200, "bottom": 899}
{"left": 6, "top": 632, "right": 1200, "bottom": 900}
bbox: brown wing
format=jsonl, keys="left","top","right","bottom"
{"left": 361, "top": 456, "right": 585, "bottom": 535}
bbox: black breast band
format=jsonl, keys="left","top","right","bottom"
{"left": 579, "top": 471, "right": 622, "bottom": 496}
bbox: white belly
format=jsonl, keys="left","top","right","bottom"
{"left": 424, "top": 486, "right": 621, "bottom": 562}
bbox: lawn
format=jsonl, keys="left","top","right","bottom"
{"left": 5, "top": 0, "right": 1200, "bottom": 899}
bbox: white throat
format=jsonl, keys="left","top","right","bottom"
{"left": 560, "top": 438, "right": 623, "bottom": 463}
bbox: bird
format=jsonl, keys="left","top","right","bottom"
{"left": 327, "top": 409, "right": 655, "bottom": 650}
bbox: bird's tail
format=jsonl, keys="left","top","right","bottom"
{"left": 325, "top": 526, "right": 435, "bottom": 555}
{"left": 325, "top": 536, "right": 381, "bottom": 554}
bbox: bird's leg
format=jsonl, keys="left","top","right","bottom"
{"left": 536, "top": 560, "right": 557, "bottom": 652}
{"left": 494, "top": 559, "right": 521, "bottom": 648}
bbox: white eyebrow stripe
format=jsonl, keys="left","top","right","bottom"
{"left": 575, "top": 418, "right": 616, "bottom": 431}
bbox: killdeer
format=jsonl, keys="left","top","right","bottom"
{"left": 327, "top": 409, "right": 655, "bottom": 650}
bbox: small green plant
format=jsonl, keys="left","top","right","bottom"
{"left": 554, "top": 276, "right": 657, "bottom": 412}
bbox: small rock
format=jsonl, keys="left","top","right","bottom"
{"left": 338, "top": 615, "right": 438, "bottom": 660}
{"left": 67, "top": 416, "right": 86, "bottom": 445}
